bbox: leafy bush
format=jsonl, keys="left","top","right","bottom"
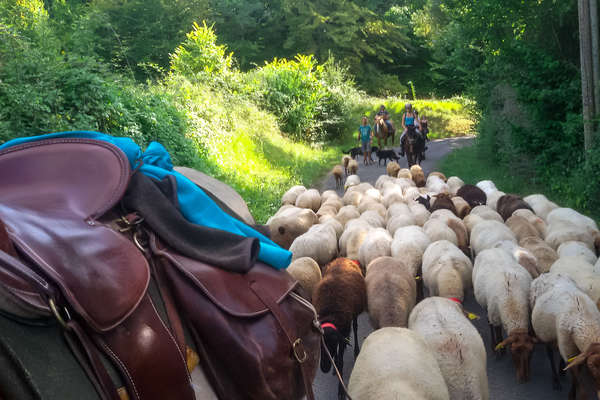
{"left": 248, "top": 54, "right": 358, "bottom": 143}
{"left": 170, "top": 21, "right": 234, "bottom": 80}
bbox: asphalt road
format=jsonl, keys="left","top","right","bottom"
{"left": 314, "top": 137, "right": 593, "bottom": 400}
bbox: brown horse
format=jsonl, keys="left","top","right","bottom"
{"left": 405, "top": 125, "right": 425, "bottom": 167}
{"left": 374, "top": 116, "right": 395, "bottom": 148}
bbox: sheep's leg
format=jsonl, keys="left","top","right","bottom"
{"left": 353, "top": 316, "right": 360, "bottom": 359}
{"left": 337, "top": 341, "right": 346, "bottom": 400}
{"left": 568, "top": 365, "right": 586, "bottom": 400}
{"left": 559, "top": 358, "right": 566, "bottom": 376}
{"left": 416, "top": 270, "right": 424, "bottom": 301}
{"left": 546, "top": 345, "right": 562, "bottom": 391}
{"left": 495, "top": 326, "right": 506, "bottom": 357}
{"left": 489, "top": 323, "right": 497, "bottom": 352}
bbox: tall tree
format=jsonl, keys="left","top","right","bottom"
{"left": 579, "top": 0, "right": 596, "bottom": 150}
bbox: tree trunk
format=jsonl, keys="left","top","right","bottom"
{"left": 579, "top": 0, "right": 595, "bottom": 151}
{"left": 591, "top": 0, "right": 600, "bottom": 130}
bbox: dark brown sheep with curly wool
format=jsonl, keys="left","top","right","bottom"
{"left": 456, "top": 184, "right": 487, "bottom": 208}
{"left": 497, "top": 194, "right": 534, "bottom": 221}
{"left": 313, "top": 258, "right": 366, "bottom": 400}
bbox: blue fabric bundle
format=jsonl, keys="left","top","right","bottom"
{"left": 0, "top": 131, "right": 292, "bottom": 270}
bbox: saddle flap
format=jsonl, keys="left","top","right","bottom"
{"left": 0, "top": 139, "right": 149, "bottom": 331}
{"left": 154, "top": 240, "right": 297, "bottom": 316}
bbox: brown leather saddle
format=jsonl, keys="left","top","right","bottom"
{"left": 0, "top": 138, "right": 319, "bottom": 400}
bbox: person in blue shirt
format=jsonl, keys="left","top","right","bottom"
{"left": 399, "top": 103, "right": 422, "bottom": 157}
{"left": 358, "top": 116, "right": 373, "bottom": 165}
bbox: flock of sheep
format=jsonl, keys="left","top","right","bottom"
{"left": 267, "top": 163, "right": 600, "bottom": 400}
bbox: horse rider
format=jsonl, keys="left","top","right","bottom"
{"left": 375, "top": 105, "right": 394, "bottom": 134}
{"left": 399, "top": 103, "right": 422, "bottom": 157}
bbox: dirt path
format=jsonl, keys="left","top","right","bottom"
{"left": 314, "top": 136, "right": 573, "bottom": 400}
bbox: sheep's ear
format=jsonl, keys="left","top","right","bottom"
{"left": 564, "top": 352, "right": 588, "bottom": 371}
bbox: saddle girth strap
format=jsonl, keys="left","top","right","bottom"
{"left": 248, "top": 280, "right": 316, "bottom": 400}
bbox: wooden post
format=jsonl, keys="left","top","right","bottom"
{"left": 579, "top": 0, "right": 595, "bottom": 151}
{"left": 590, "top": 0, "right": 600, "bottom": 134}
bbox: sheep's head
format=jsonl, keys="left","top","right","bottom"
{"left": 497, "top": 329, "right": 538, "bottom": 383}
{"left": 320, "top": 323, "right": 343, "bottom": 373}
{"left": 416, "top": 195, "right": 431, "bottom": 209}
{"left": 565, "top": 343, "right": 600, "bottom": 393}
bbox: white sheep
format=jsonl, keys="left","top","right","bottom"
{"left": 281, "top": 185, "right": 306, "bottom": 205}
{"left": 409, "top": 297, "right": 489, "bottom": 400}
{"left": 473, "top": 248, "right": 535, "bottom": 383}
{"left": 295, "top": 188, "right": 321, "bottom": 212}
{"left": 530, "top": 272, "right": 600, "bottom": 395}
{"left": 424, "top": 219, "right": 458, "bottom": 246}
{"left": 339, "top": 224, "right": 369, "bottom": 260}
{"left": 524, "top": 194, "right": 558, "bottom": 221}
{"left": 422, "top": 240, "right": 473, "bottom": 301}
{"left": 428, "top": 210, "right": 469, "bottom": 252}
{"left": 343, "top": 190, "right": 363, "bottom": 207}
{"left": 485, "top": 190, "right": 505, "bottom": 211}
{"left": 321, "top": 190, "right": 340, "bottom": 204}
{"left": 407, "top": 201, "right": 431, "bottom": 226}
{"left": 403, "top": 186, "right": 422, "bottom": 203}
{"left": 322, "top": 217, "right": 344, "bottom": 241}
{"left": 549, "top": 256, "right": 600, "bottom": 307}
{"left": 391, "top": 225, "right": 431, "bottom": 276}
{"left": 289, "top": 223, "right": 338, "bottom": 266}
{"left": 382, "top": 186, "right": 404, "bottom": 208}
{"left": 357, "top": 200, "right": 386, "bottom": 218}
{"left": 493, "top": 240, "right": 540, "bottom": 278}
{"left": 476, "top": 180, "right": 498, "bottom": 195}
{"left": 344, "top": 174, "right": 360, "bottom": 191}
{"left": 447, "top": 176, "right": 465, "bottom": 196}
{"left": 557, "top": 241, "right": 598, "bottom": 265}
{"left": 336, "top": 205, "right": 361, "bottom": 227}
{"left": 365, "top": 257, "right": 416, "bottom": 328}
{"left": 470, "top": 219, "right": 516, "bottom": 255}
{"left": 286, "top": 257, "right": 322, "bottom": 301}
{"left": 375, "top": 174, "right": 394, "bottom": 190}
{"left": 450, "top": 196, "right": 471, "bottom": 218}
{"left": 358, "top": 228, "right": 392, "bottom": 268}
{"left": 469, "top": 205, "right": 504, "bottom": 222}
{"left": 397, "top": 168, "right": 412, "bottom": 180}
{"left": 267, "top": 206, "right": 318, "bottom": 249}
{"left": 348, "top": 327, "right": 450, "bottom": 400}
{"left": 387, "top": 213, "right": 417, "bottom": 237}
{"left": 546, "top": 207, "right": 600, "bottom": 252}
{"left": 359, "top": 210, "right": 386, "bottom": 229}
{"left": 426, "top": 175, "right": 450, "bottom": 194}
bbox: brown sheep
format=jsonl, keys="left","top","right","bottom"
{"left": 348, "top": 159, "right": 359, "bottom": 176}
{"left": 313, "top": 258, "right": 367, "bottom": 400}
{"left": 428, "top": 171, "right": 447, "bottom": 182}
{"left": 342, "top": 155, "right": 352, "bottom": 176}
{"left": 386, "top": 161, "right": 401, "bottom": 177}
{"left": 451, "top": 196, "right": 471, "bottom": 218}
{"left": 430, "top": 193, "right": 459, "bottom": 217}
{"left": 506, "top": 214, "right": 543, "bottom": 242}
{"left": 519, "top": 236, "right": 558, "bottom": 273}
{"left": 497, "top": 194, "right": 534, "bottom": 221}
{"left": 332, "top": 165, "right": 344, "bottom": 189}
{"left": 410, "top": 165, "right": 426, "bottom": 187}
{"left": 456, "top": 184, "right": 487, "bottom": 208}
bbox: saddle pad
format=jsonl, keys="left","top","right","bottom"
{"left": 0, "top": 139, "right": 149, "bottom": 332}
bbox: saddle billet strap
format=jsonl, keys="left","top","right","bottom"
{"left": 92, "top": 294, "right": 195, "bottom": 400}
{"left": 248, "top": 280, "right": 316, "bottom": 400}
{"left": 63, "top": 321, "right": 120, "bottom": 400}
{"left": 0, "top": 250, "right": 54, "bottom": 303}
{"left": 149, "top": 253, "right": 186, "bottom": 354}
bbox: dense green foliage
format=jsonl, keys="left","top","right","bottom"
{"left": 1, "top": 0, "right": 595, "bottom": 218}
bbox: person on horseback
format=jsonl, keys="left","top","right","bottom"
{"left": 375, "top": 105, "right": 394, "bottom": 134}
{"left": 399, "top": 103, "right": 421, "bottom": 157}
{"left": 358, "top": 116, "right": 373, "bottom": 165}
